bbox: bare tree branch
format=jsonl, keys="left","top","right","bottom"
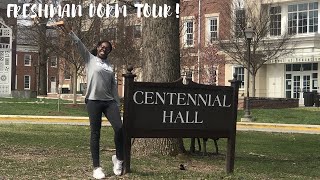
{"left": 218, "top": 0, "right": 295, "bottom": 96}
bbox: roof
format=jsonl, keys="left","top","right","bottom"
{"left": 16, "top": 25, "right": 38, "bottom": 45}
{"left": 17, "top": 24, "right": 59, "bottom": 47}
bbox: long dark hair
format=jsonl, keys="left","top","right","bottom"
{"left": 90, "top": 40, "right": 113, "bottom": 56}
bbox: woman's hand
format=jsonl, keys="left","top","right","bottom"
{"left": 58, "top": 20, "right": 72, "bottom": 33}
{"left": 48, "top": 20, "right": 71, "bottom": 33}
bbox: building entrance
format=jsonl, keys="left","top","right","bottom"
{"left": 292, "top": 74, "right": 311, "bottom": 104}
{"left": 285, "top": 63, "right": 318, "bottom": 104}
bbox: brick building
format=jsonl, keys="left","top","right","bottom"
{"left": 15, "top": 25, "right": 59, "bottom": 94}
{"left": 180, "top": 0, "right": 232, "bottom": 86}
{"left": 15, "top": 26, "right": 38, "bottom": 92}
{"left": 181, "top": 0, "right": 320, "bottom": 106}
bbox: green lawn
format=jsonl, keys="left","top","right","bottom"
{"left": 0, "top": 97, "right": 88, "bottom": 117}
{"left": 0, "top": 98, "right": 319, "bottom": 125}
{"left": 0, "top": 124, "right": 319, "bottom": 179}
{"left": 237, "top": 107, "right": 320, "bottom": 125}
{"left": 0, "top": 97, "right": 72, "bottom": 103}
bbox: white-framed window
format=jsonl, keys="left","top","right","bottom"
{"left": 184, "top": 19, "right": 194, "bottom": 47}
{"left": 64, "top": 66, "right": 71, "bottom": 80}
{"left": 288, "top": 2, "right": 318, "bottom": 35}
{"left": 181, "top": 66, "right": 195, "bottom": 81}
{"left": 50, "top": 56, "right": 57, "bottom": 67}
{"left": 270, "top": 6, "right": 282, "bottom": 36}
{"left": 63, "top": 65, "right": 71, "bottom": 80}
{"left": 24, "top": 54, "right": 31, "bottom": 66}
{"left": 233, "top": 66, "right": 245, "bottom": 89}
{"left": 207, "top": 17, "right": 218, "bottom": 43}
{"left": 24, "top": 75, "right": 31, "bottom": 90}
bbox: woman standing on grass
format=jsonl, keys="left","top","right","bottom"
{"left": 57, "top": 21, "right": 123, "bottom": 179}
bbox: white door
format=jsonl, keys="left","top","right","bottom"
{"left": 51, "top": 82, "right": 56, "bottom": 93}
{"left": 292, "top": 75, "right": 301, "bottom": 103}
{"left": 292, "top": 74, "right": 311, "bottom": 104}
{"left": 302, "top": 75, "right": 311, "bottom": 93}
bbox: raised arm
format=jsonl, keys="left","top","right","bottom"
{"left": 54, "top": 21, "right": 91, "bottom": 62}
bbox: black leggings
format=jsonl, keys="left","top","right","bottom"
{"left": 86, "top": 99, "right": 124, "bottom": 168}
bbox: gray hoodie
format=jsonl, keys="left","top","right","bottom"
{"left": 69, "top": 32, "right": 120, "bottom": 105}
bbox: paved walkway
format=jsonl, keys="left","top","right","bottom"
{"left": 0, "top": 115, "right": 110, "bottom": 126}
{"left": 237, "top": 122, "right": 320, "bottom": 134}
{"left": 0, "top": 115, "right": 319, "bottom": 134}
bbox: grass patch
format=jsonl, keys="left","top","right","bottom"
{"left": 0, "top": 98, "right": 88, "bottom": 116}
{"left": 0, "top": 124, "right": 319, "bottom": 179}
{"left": 237, "top": 107, "right": 320, "bottom": 125}
{"left": 1, "top": 98, "right": 320, "bottom": 125}
{"left": 0, "top": 97, "right": 72, "bottom": 104}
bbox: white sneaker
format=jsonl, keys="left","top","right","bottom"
{"left": 93, "top": 167, "right": 105, "bottom": 179}
{"left": 112, "top": 155, "right": 123, "bottom": 176}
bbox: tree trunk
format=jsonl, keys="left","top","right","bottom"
{"left": 73, "top": 67, "right": 77, "bottom": 104}
{"left": 141, "top": 1, "right": 180, "bottom": 82}
{"left": 39, "top": 60, "right": 48, "bottom": 95}
{"left": 131, "top": 0, "right": 184, "bottom": 156}
{"left": 38, "top": 19, "right": 48, "bottom": 96}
